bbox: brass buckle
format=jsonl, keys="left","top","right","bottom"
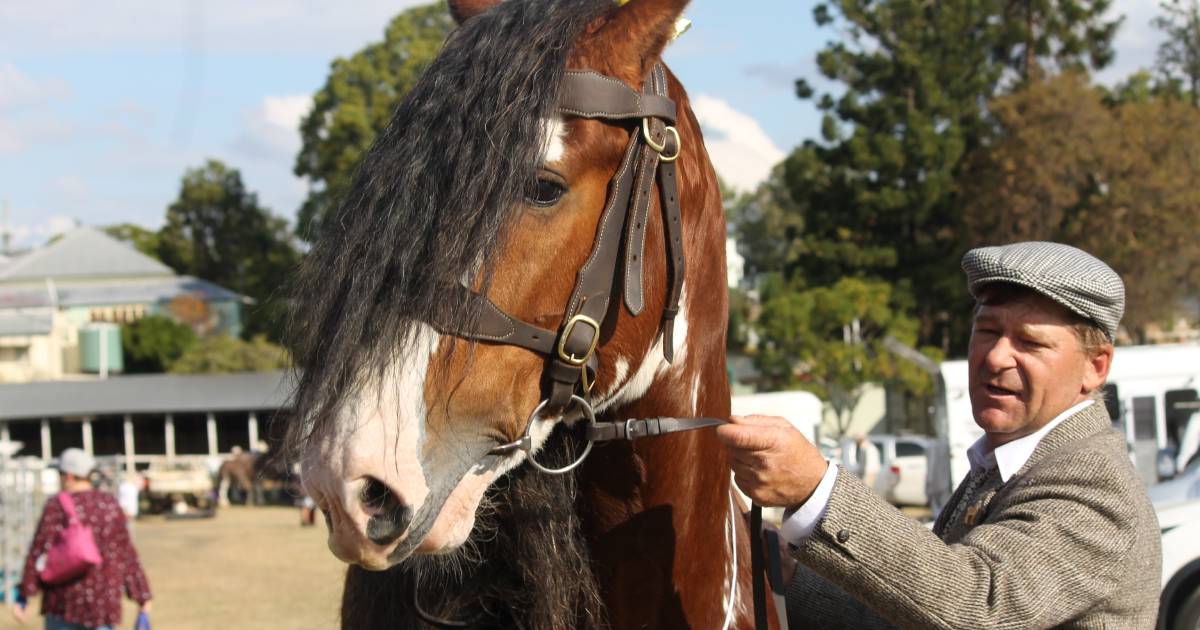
{"left": 558, "top": 314, "right": 600, "bottom": 366}
{"left": 642, "top": 118, "right": 681, "bottom": 163}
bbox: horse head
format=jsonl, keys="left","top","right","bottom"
{"left": 290, "top": 0, "right": 721, "bottom": 576}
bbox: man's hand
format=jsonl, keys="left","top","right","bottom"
{"left": 716, "top": 414, "right": 829, "bottom": 508}
{"left": 11, "top": 602, "right": 29, "bottom": 624}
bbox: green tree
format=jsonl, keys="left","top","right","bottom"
{"left": 294, "top": 3, "right": 454, "bottom": 241}
{"left": 169, "top": 335, "right": 290, "bottom": 374}
{"left": 1154, "top": 0, "right": 1200, "bottom": 105}
{"left": 103, "top": 224, "right": 161, "bottom": 260}
{"left": 729, "top": 164, "right": 806, "bottom": 287}
{"left": 964, "top": 72, "right": 1200, "bottom": 339}
{"left": 121, "top": 315, "right": 197, "bottom": 373}
{"left": 755, "top": 277, "right": 939, "bottom": 437}
{"left": 159, "top": 160, "right": 301, "bottom": 341}
{"left": 780, "top": 1, "right": 1120, "bottom": 355}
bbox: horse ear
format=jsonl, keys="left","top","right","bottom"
{"left": 579, "top": 0, "right": 691, "bottom": 84}
{"left": 447, "top": 0, "right": 499, "bottom": 24}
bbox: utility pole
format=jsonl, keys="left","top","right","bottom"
{"left": 1, "top": 198, "right": 10, "bottom": 256}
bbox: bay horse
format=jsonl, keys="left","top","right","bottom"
{"left": 216, "top": 446, "right": 295, "bottom": 506}
{"left": 287, "top": 0, "right": 770, "bottom": 627}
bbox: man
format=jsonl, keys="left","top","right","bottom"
{"left": 719, "top": 242, "right": 1161, "bottom": 628}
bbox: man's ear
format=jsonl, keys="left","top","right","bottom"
{"left": 574, "top": 0, "right": 691, "bottom": 85}
{"left": 1082, "top": 344, "right": 1114, "bottom": 394}
{"left": 447, "top": 0, "right": 500, "bottom": 25}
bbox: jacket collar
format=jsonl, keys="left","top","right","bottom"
{"left": 1016, "top": 397, "right": 1113, "bottom": 478}
{"left": 967, "top": 400, "right": 1095, "bottom": 482}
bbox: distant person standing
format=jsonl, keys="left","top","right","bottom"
{"left": 855, "top": 435, "right": 881, "bottom": 490}
{"left": 11, "top": 449, "right": 152, "bottom": 630}
{"left": 117, "top": 473, "right": 142, "bottom": 537}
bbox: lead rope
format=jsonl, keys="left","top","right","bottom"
{"left": 751, "top": 505, "right": 769, "bottom": 630}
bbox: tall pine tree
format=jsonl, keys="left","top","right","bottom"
{"left": 776, "top": 0, "right": 1120, "bottom": 354}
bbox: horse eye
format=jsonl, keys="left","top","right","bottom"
{"left": 526, "top": 176, "right": 566, "bottom": 208}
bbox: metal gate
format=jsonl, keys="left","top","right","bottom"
{"left": 0, "top": 448, "right": 44, "bottom": 603}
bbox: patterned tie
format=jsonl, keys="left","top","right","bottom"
{"left": 946, "top": 466, "right": 992, "bottom": 528}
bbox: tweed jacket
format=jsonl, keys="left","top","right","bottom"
{"left": 787, "top": 402, "right": 1162, "bottom": 629}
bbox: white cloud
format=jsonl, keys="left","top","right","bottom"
{"left": 4, "top": 213, "right": 78, "bottom": 250}
{"left": 0, "top": 62, "right": 71, "bottom": 112}
{"left": 691, "top": 95, "right": 785, "bottom": 192}
{"left": 0, "top": 1, "right": 431, "bottom": 56}
{"left": 0, "top": 63, "right": 75, "bottom": 155}
{"left": 1095, "top": 0, "right": 1166, "bottom": 86}
{"left": 231, "top": 94, "right": 312, "bottom": 161}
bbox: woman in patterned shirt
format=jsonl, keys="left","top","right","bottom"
{"left": 11, "top": 449, "right": 152, "bottom": 630}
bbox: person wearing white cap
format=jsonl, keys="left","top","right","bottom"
{"left": 718, "top": 241, "right": 1161, "bottom": 628}
{"left": 12, "top": 448, "right": 153, "bottom": 630}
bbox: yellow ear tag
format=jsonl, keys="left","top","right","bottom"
{"left": 672, "top": 17, "right": 692, "bottom": 40}
{"left": 614, "top": 0, "right": 632, "bottom": 5}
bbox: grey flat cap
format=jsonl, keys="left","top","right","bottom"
{"left": 962, "top": 241, "right": 1124, "bottom": 341}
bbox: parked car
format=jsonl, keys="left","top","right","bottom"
{"left": 141, "top": 460, "right": 214, "bottom": 514}
{"left": 1157, "top": 499, "right": 1200, "bottom": 629}
{"left": 1150, "top": 458, "right": 1200, "bottom": 506}
{"left": 841, "top": 435, "right": 932, "bottom": 506}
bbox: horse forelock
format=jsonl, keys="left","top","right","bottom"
{"left": 286, "top": 0, "right": 611, "bottom": 455}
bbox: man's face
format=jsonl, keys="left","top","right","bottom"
{"left": 967, "top": 291, "right": 1109, "bottom": 446}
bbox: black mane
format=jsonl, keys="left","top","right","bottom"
{"left": 287, "top": 0, "right": 608, "bottom": 451}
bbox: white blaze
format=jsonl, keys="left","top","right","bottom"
{"left": 542, "top": 117, "right": 567, "bottom": 164}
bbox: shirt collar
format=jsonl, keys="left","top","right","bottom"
{"left": 966, "top": 399, "right": 1094, "bottom": 482}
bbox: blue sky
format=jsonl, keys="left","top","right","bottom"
{"left": 0, "top": 0, "right": 1162, "bottom": 250}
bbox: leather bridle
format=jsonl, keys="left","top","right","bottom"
{"left": 431, "top": 63, "right": 723, "bottom": 471}
{"left": 419, "top": 63, "right": 781, "bottom": 630}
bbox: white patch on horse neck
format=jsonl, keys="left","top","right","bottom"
{"left": 541, "top": 117, "right": 567, "bottom": 164}
{"left": 689, "top": 374, "right": 701, "bottom": 414}
{"left": 722, "top": 489, "right": 739, "bottom": 630}
{"left": 672, "top": 285, "right": 690, "bottom": 364}
{"left": 596, "top": 285, "right": 689, "bottom": 412}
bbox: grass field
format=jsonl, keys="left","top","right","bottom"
{"left": 3, "top": 506, "right": 346, "bottom": 630}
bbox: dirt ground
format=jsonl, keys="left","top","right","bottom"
{"left": 3, "top": 506, "right": 346, "bottom": 630}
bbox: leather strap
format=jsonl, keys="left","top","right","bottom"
{"left": 559, "top": 71, "right": 677, "bottom": 122}
{"left": 657, "top": 136, "right": 685, "bottom": 362}
{"left": 433, "top": 63, "right": 683, "bottom": 408}
{"left": 586, "top": 416, "right": 725, "bottom": 442}
{"left": 433, "top": 283, "right": 558, "bottom": 355}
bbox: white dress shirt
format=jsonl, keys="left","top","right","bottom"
{"left": 780, "top": 399, "right": 1095, "bottom": 547}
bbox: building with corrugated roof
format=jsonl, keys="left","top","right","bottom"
{"left": 0, "top": 227, "right": 247, "bottom": 382}
{"left": 0, "top": 371, "right": 294, "bottom": 464}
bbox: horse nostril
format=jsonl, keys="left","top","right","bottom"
{"left": 360, "top": 477, "right": 413, "bottom": 546}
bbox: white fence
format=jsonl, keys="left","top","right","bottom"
{"left": 0, "top": 450, "right": 46, "bottom": 604}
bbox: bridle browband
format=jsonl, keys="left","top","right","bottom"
{"left": 431, "top": 63, "right": 723, "bottom": 467}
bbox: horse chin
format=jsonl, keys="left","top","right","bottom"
{"left": 422, "top": 467, "right": 496, "bottom": 551}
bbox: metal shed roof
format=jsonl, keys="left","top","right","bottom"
{"left": 0, "top": 312, "right": 53, "bottom": 336}
{"left": 0, "top": 371, "right": 296, "bottom": 421}
{"left": 0, "top": 227, "right": 174, "bottom": 283}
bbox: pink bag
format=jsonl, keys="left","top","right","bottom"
{"left": 38, "top": 492, "right": 102, "bottom": 585}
